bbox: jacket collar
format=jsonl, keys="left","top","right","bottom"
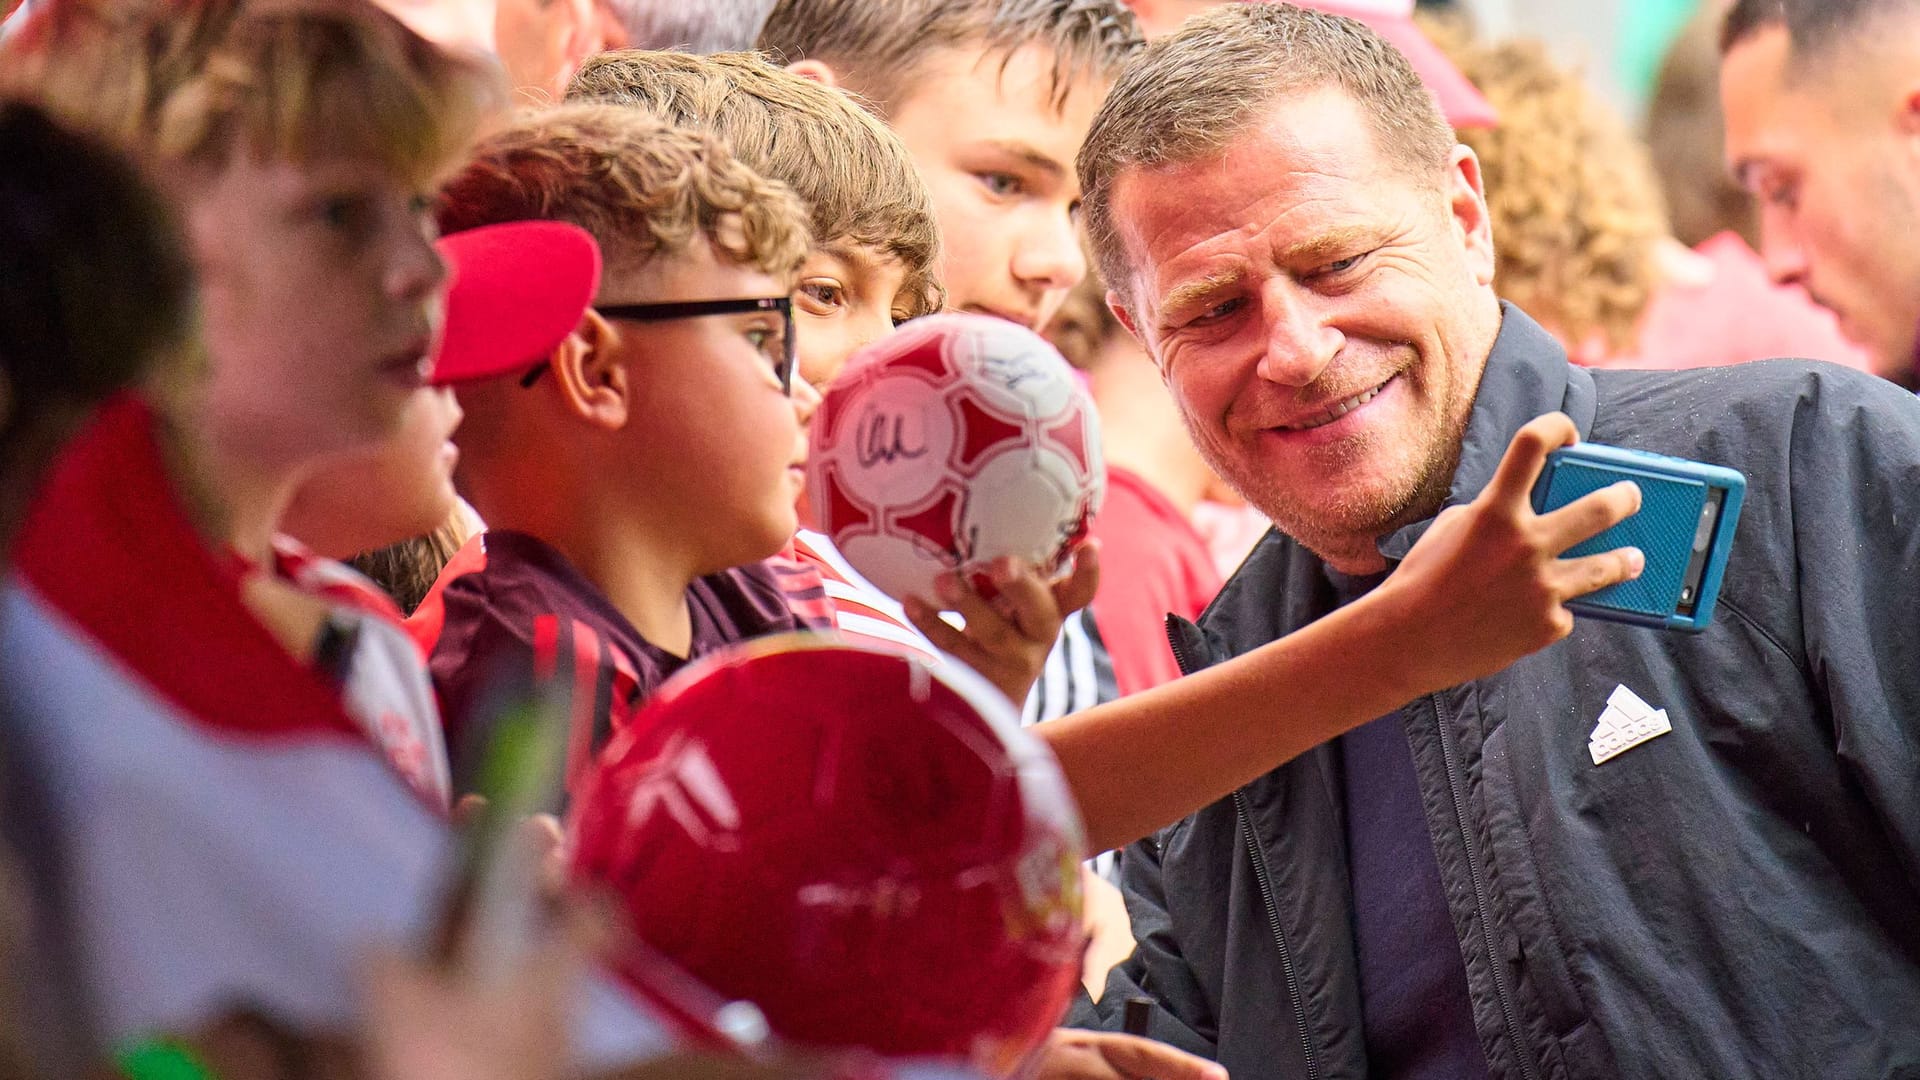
{"left": 1377, "top": 303, "right": 1597, "bottom": 562}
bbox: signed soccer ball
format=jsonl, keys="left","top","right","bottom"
{"left": 570, "top": 636, "right": 1088, "bottom": 1076}
{"left": 807, "top": 312, "right": 1105, "bottom": 603}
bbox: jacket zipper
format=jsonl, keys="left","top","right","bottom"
{"left": 1233, "top": 790, "right": 1322, "bottom": 1080}
{"left": 1430, "top": 693, "right": 1541, "bottom": 1080}
{"left": 1167, "top": 617, "right": 1322, "bottom": 1080}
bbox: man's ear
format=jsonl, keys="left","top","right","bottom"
{"left": 551, "top": 311, "right": 631, "bottom": 430}
{"left": 786, "top": 58, "right": 841, "bottom": 89}
{"left": 1106, "top": 289, "right": 1167, "bottom": 381}
{"left": 1447, "top": 144, "right": 1496, "bottom": 287}
{"left": 1106, "top": 289, "right": 1142, "bottom": 342}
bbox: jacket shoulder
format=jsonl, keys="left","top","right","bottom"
{"left": 1586, "top": 360, "right": 1920, "bottom": 467}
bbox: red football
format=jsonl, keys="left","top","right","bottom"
{"left": 569, "top": 635, "right": 1088, "bottom": 1077}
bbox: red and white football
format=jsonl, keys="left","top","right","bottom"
{"left": 807, "top": 312, "right": 1105, "bottom": 603}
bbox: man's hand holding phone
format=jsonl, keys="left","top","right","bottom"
{"left": 1375, "top": 413, "right": 1646, "bottom": 697}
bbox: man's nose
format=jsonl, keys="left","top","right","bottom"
{"left": 1254, "top": 284, "right": 1342, "bottom": 387}
{"left": 1758, "top": 207, "right": 1810, "bottom": 287}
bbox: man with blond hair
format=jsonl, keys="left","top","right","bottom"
{"left": 1070, "top": 4, "right": 1920, "bottom": 1078}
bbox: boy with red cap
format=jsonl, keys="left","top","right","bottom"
{"left": 411, "top": 103, "right": 828, "bottom": 793}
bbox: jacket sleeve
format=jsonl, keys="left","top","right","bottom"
{"left": 1064, "top": 831, "right": 1220, "bottom": 1059}
{"left": 1790, "top": 372, "right": 1920, "bottom": 892}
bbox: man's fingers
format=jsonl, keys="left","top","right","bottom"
{"left": 1553, "top": 545, "right": 1646, "bottom": 601}
{"left": 1537, "top": 480, "right": 1641, "bottom": 552}
{"left": 1482, "top": 412, "right": 1579, "bottom": 510}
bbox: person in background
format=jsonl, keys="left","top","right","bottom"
{"left": 495, "top": 0, "right": 603, "bottom": 100}
{"left": 0, "top": 95, "right": 201, "bottom": 1080}
{"left": 1720, "top": 0, "right": 1920, "bottom": 387}
{"left": 0, "top": 2, "right": 672, "bottom": 1068}
{"left": 597, "top": 0, "right": 778, "bottom": 51}
{"left": 414, "top": 104, "right": 831, "bottom": 792}
{"left": 1646, "top": 2, "right": 1756, "bottom": 250}
{"left": 563, "top": 50, "right": 1092, "bottom": 711}
{"left": 279, "top": 387, "right": 465, "bottom": 571}
{"left": 1046, "top": 275, "right": 1222, "bottom": 696}
{"left": 757, "top": 0, "right": 1142, "bottom": 338}
{"left": 1429, "top": 25, "right": 1870, "bottom": 371}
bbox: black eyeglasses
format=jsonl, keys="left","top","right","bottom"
{"left": 519, "top": 296, "right": 795, "bottom": 392}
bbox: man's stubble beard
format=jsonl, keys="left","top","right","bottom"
{"left": 1212, "top": 424, "right": 1464, "bottom": 573}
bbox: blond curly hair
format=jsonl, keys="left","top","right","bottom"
{"left": 436, "top": 102, "right": 811, "bottom": 287}
{"left": 567, "top": 49, "right": 942, "bottom": 317}
{"left": 1430, "top": 28, "right": 1669, "bottom": 355}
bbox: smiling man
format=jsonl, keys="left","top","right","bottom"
{"left": 1720, "top": 0, "right": 1920, "bottom": 386}
{"left": 1069, "top": 5, "right": 1920, "bottom": 1078}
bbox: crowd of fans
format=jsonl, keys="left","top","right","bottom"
{"left": 2, "top": 0, "right": 1917, "bottom": 1078}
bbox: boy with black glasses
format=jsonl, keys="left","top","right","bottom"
{"left": 411, "top": 103, "right": 828, "bottom": 793}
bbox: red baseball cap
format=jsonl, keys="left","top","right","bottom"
{"left": 431, "top": 220, "right": 602, "bottom": 385}
{"left": 1285, "top": 0, "right": 1498, "bottom": 129}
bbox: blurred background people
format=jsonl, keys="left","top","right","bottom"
{"left": 1429, "top": 24, "right": 1870, "bottom": 370}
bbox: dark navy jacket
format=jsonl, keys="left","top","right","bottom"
{"left": 1070, "top": 306, "right": 1920, "bottom": 1080}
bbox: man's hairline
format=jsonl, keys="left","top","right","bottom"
{"left": 1722, "top": 4, "right": 1920, "bottom": 83}
{"left": 1096, "top": 128, "right": 1454, "bottom": 320}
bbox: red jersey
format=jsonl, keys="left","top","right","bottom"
{"left": 1085, "top": 466, "right": 1224, "bottom": 696}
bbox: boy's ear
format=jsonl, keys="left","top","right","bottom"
{"left": 551, "top": 310, "right": 631, "bottom": 431}
{"left": 785, "top": 59, "right": 840, "bottom": 89}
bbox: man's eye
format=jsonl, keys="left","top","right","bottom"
{"left": 1188, "top": 297, "right": 1245, "bottom": 326}
{"left": 1763, "top": 183, "right": 1799, "bottom": 211}
{"left": 978, "top": 172, "right": 1023, "bottom": 198}
{"left": 1322, "top": 255, "right": 1362, "bottom": 274}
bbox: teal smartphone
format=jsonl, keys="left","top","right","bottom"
{"left": 1531, "top": 443, "right": 1746, "bottom": 632}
